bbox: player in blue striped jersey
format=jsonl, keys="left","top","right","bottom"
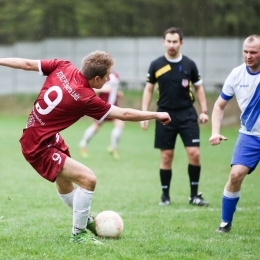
{"left": 210, "top": 34, "right": 260, "bottom": 233}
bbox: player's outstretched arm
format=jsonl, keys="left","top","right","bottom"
{"left": 0, "top": 58, "right": 38, "bottom": 71}
{"left": 107, "top": 105, "right": 171, "bottom": 125}
{"left": 209, "top": 96, "right": 228, "bottom": 145}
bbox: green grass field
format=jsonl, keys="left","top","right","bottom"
{"left": 0, "top": 93, "right": 260, "bottom": 259}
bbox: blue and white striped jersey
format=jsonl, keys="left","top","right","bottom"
{"left": 221, "top": 63, "right": 260, "bottom": 136}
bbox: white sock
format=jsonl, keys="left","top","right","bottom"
{"left": 111, "top": 126, "right": 123, "bottom": 150}
{"left": 223, "top": 189, "right": 240, "bottom": 198}
{"left": 57, "top": 188, "right": 75, "bottom": 210}
{"left": 79, "top": 125, "right": 96, "bottom": 148}
{"left": 72, "top": 186, "right": 94, "bottom": 235}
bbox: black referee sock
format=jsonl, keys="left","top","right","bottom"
{"left": 188, "top": 164, "right": 201, "bottom": 198}
{"left": 160, "top": 169, "right": 172, "bottom": 198}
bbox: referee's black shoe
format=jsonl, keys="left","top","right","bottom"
{"left": 159, "top": 194, "right": 170, "bottom": 206}
{"left": 189, "top": 192, "right": 209, "bottom": 206}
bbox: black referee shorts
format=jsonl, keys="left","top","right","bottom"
{"left": 154, "top": 106, "right": 200, "bottom": 149}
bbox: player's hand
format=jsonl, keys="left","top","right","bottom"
{"left": 140, "top": 120, "right": 149, "bottom": 130}
{"left": 209, "top": 134, "right": 228, "bottom": 145}
{"left": 156, "top": 112, "right": 171, "bottom": 126}
{"left": 199, "top": 113, "right": 209, "bottom": 124}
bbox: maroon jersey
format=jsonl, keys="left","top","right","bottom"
{"left": 20, "top": 59, "right": 112, "bottom": 157}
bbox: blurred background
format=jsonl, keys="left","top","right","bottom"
{"left": 0, "top": 0, "right": 259, "bottom": 94}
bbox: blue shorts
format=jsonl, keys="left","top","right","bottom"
{"left": 231, "top": 132, "right": 260, "bottom": 174}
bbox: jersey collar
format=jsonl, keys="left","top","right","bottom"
{"left": 165, "top": 54, "right": 182, "bottom": 63}
{"left": 246, "top": 65, "right": 260, "bottom": 75}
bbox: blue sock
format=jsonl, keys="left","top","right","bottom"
{"left": 222, "top": 196, "right": 240, "bottom": 226}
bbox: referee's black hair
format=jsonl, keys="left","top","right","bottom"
{"left": 163, "top": 27, "right": 183, "bottom": 41}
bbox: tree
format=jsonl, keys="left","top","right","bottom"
{"left": 0, "top": 0, "right": 259, "bottom": 44}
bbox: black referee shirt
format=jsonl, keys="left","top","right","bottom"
{"left": 146, "top": 55, "right": 202, "bottom": 110}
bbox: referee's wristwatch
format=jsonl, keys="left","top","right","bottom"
{"left": 201, "top": 110, "right": 209, "bottom": 115}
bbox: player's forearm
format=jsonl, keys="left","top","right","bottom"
{"left": 0, "top": 58, "right": 38, "bottom": 71}
{"left": 121, "top": 108, "right": 159, "bottom": 121}
{"left": 109, "top": 106, "right": 158, "bottom": 122}
{"left": 211, "top": 105, "right": 224, "bottom": 135}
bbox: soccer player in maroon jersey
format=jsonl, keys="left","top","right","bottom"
{"left": 0, "top": 51, "right": 171, "bottom": 244}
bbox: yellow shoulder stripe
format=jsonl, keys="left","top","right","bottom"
{"left": 155, "top": 64, "right": 171, "bottom": 78}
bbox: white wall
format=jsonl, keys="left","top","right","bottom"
{"left": 0, "top": 37, "right": 244, "bottom": 94}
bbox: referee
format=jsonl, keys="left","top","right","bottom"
{"left": 140, "top": 27, "right": 209, "bottom": 206}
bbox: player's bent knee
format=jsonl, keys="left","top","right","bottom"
{"left": 80, "top": 171, "right": 97, "bottom": 190}
{"left": 88, "top": 173, "right": 97, "bottom": 185}
{"left": 229, "top": 171, "right": 244, "bottom": 183}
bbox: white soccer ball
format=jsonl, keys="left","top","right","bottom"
{"left": 95, "top": 210, "right": 124, "bottom": 238}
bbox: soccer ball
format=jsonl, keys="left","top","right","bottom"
{"left": 95, "top": 210, "right": 124, "bottom": 238}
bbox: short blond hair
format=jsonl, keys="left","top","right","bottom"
{"left": 80, "top": 51, "right": 114, "bottom": 80}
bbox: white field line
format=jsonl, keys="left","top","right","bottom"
{"left": 90, "top": 206, "right": 260, "bottom": 217}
